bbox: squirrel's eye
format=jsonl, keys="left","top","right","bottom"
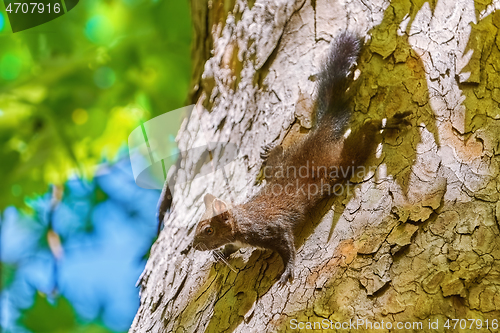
{"left": 205, "top": 227, "right": 214, "bottom": 235}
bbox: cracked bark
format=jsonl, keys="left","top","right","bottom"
{"left": 130, "top": 0, "right": 500, "bottom": 332}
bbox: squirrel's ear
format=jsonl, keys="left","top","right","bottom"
{"left": 212, "top": 198, "right": 228, "bottom": 216}
{"left": 204, "top": 193, "right": 216, "bottom": 208}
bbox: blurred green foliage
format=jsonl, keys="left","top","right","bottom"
{"left": 21, "top": 293, "right": 114, "bottom": 333}
{"left": 0, "top": 0, "right": 192, "bottom": 210}
{"left": 22, "top": 294, "right": 77, "bottom": 332}
{"left": 1, "top": 262, "right": 16, "bottom": 288}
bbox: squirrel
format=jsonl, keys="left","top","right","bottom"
{"left": 192, "top": 32, "right": 411, "bottom": 286}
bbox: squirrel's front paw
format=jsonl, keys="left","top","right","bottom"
{"left": 212, "top": 244, "right": 239, "bottom": 262}
{"left": 260, "top": 142, "right": 277, "bottom": 160}
{"left": 221, "top": 244, "right": 239, "bottom": 257}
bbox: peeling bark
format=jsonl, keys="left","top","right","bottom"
{"left": 130, "top": 0, "right": 500, "bottom": 332}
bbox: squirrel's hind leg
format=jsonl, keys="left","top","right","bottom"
{"left": 362, "top": 111, "right": 412, "bottom": 134}
{"left": 383, "top": 111, "right": 412, "bottom": 130}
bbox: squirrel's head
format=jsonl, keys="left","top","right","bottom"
{"left": 192, "top": 193, "right": 234, "bottom": 251}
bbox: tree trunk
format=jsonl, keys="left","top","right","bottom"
{"left": 130, "top": 0, "right": 500, "bottom": 332}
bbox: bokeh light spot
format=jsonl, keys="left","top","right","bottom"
{"left": 94, "top": 67, "right": 116, "bottom": 89}
{"left": 0, "top": 53, "right": 22, "bottom": 81}
{"left": 72, "top": 109, "right": 89, "bottom": 125}
{"left": 0, "top": 13, "right": 5, "bottom": 32}
{"left": 84, "top": 15, "right": 114, "bottom": 45}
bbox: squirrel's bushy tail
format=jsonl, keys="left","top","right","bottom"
{"left": 315, "top": 32, "right": 362, "bottom": 136}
